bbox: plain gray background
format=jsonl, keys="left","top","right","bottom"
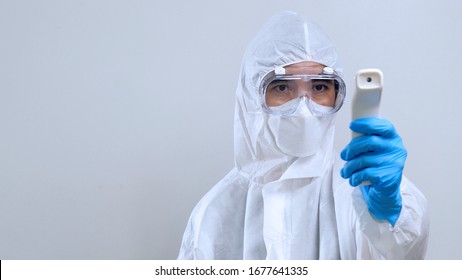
{"left": 1, "top": 0, "right": 461, "bottom": 259}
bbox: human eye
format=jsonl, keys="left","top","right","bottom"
{"left": 270, "top": 82, "right": 289, "bottom": 93}
{"left": 312, "top": 80, "right": 333, "bottom": 93}
{"left": 313, "top": 84, "right": 328, "bottom": 92}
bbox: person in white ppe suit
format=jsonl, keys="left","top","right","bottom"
{"left": 178, "top": 11, "right": 429, "bottom": 260}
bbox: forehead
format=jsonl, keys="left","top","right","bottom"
{"left": 284, "top": 61, "right": 325, "bottom": 75}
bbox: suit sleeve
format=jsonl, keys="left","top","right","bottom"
{"left": 335, "top": 175, "right": 430, "bottom": 259}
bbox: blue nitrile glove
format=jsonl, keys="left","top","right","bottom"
{"left": 340, "top": 117, "right": 407, "bottom": 226}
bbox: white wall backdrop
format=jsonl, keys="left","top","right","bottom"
{"left": 1, "top": 0, "right": 461, "bottom": 259}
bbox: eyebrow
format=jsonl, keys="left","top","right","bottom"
{"left": 311, "top": 79, "right": 334, "bottom": 84}
{"left": 269, "top": 80, "right": 290, "bottom": 84}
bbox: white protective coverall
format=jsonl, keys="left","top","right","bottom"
{"left": 178, "top": 11, "right": 429, "bottom": 260}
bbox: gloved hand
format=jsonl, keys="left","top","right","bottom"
{"left": 340, "top": 117, "right": 407, "bottom": 226}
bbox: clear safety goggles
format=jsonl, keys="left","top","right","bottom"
{"left": 260, "top": 68, "right": 346, "bottom": 116}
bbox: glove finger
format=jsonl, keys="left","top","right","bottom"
{"left": 349, "top": 168, "right": 381, "bottom": 186}
{"left": 341, "top": 153, "right": 385, "bottom": 179}
{"left": 341, "top": 135, "right": 389, "bottom": 161}
{"left": 350, "top": 117, "right": 397, "bottom": 138}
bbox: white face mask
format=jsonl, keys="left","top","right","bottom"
{"left": 267, "top": 101, "right": 335, "bottom": 157}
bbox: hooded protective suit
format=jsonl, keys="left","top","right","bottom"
{"left": 178, "top": 11, "right": 429, "bottom": 260}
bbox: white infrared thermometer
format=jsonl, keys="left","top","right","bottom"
{"left": 350, "top": 69, "right": 383, "bottom": 186}
{"left": 351, "top": 69, "right": 383, "bottom": 138}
